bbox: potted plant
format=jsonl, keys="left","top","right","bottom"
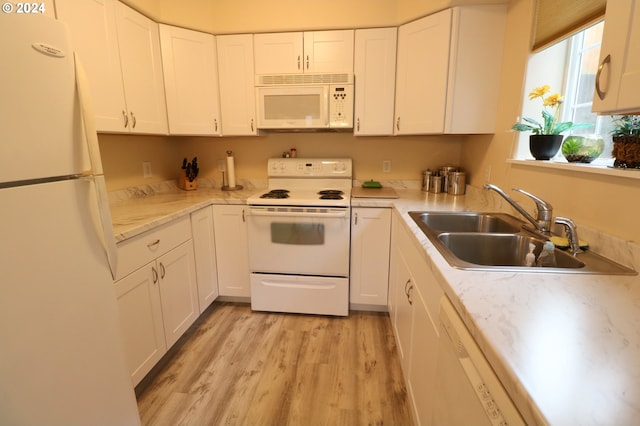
{"left": 561, "top": 135, "right": 604, "bottom": 163}
{"left": 611, "top": 115, "right": 640, "bottom": 168}
{"left": 512, "top": 85, "right": 591, "bottom": 160}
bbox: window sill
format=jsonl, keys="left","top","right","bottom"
{"left": 507, "top": 159, "right": 640, "bottom": 180}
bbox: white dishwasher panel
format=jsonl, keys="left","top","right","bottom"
{"left": 434, "top": 296, "right": 525, "bottom": 426}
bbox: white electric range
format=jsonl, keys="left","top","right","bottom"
{"left": 246, "top": 158, "right": 352, "bottom": 316}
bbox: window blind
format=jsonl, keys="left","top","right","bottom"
{"left": 533, "top": 0, "right": 606, "bottom": 51}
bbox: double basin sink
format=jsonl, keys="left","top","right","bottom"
{"left": 409, "top": 211, "right": 636, "bottom": 275}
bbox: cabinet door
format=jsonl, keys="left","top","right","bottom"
{"left": 304, "top": 30, "right": 354, "bottom": 74}
{"left": 157, "top": 241, "right": 199, "bottom": 349}
{"left": 213, "top": 205, "right": 250, "bottom": 297}
{"left": 159, "top": 25, "right": 221, "bottom": 135}
{"left": 350, "top": 208, "right": 391, "bottom": 306}
{"left": 114, "top": 263, "right": 166, "bottom": 386}
{"left": 444, "top": 5, "right": 506, "bottom": 134}
{"left": 114, "top": 1, "right": 168, "bottom": 134}
{"left": 191, "top": 206, "right": 219, "bottom": 312}
{"left": 354, "top": 28, "right": 397, "bottom": 136}
{"left": 408, "top": 287, "right": 439, "bottom": 426}
{"left": 395, "top": 9, "right": 452, "bottom": 135}
{"left": 394, "top": 254, "right": 414, "bottom": 378}
{"left": 593, "top": 0, "right": 640, "bottom": 113}
{"left": 55, "top": 0, "right": 128, "bottom": 132}
{"left": 217, "top": 34, "right": 258, "bottom": 135}
{"left": 254, "top": 32, "right": 303, "bottom": 75}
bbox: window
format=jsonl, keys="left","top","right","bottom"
{"left": 563, "top": 21, "right": 614, "bottom": 161}
{"left": 516, "top": 21, "right": 614, "bottom": 163}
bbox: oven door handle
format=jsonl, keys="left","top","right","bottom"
{"left": 249, "top": 208, "right": 348, "bottom": 219}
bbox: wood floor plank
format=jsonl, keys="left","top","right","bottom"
{"left": 136, "top": 302, "right": 413, "bottom": 426}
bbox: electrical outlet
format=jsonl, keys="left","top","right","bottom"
{"left": 382, "top": 160, "right": 391, "bottom": 173}
{"left": 484, "top": 165, "right": 492, "bottom": 184}
{"left": 143, "top": 161, "right": 152, "bottom": 178}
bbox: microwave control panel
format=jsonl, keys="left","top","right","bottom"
{"left": 329, "top": 85, "right": 353, "bottom": 128}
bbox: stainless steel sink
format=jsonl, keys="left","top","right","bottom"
{"left": 409, "top": 211, "right": 636, "bottom": 275}
{"left": 410, "top": 211, "right": 523, "bottom": 234}
{"left": 438, "top": 233, "right": 584, "bottom": 270}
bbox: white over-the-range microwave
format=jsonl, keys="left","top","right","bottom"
{"left": 255, "top": 73, "right": 353, "bottom": 130}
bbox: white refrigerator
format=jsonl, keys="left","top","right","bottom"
{"left": 0, "top": 14, "right": 140, "bottom": 426}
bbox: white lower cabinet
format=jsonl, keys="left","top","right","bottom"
{"left": 390, "top": 211, "right": 442, "bottom": 425}
{"left": 113, "top": 263, "right": 164, "bottom": 386}
{"left": 213, "top": 205, "right": 250, "bottom": 297}
{"left": 349, "top": 207, "right": 391, "bottom": 308}
{"left": 113, "top": 217, "right": 198, "bottom": 385}
{"left": 191, "top": 206, "right": 219, "bottom": 312}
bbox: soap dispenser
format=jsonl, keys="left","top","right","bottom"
{"left": 524, "top": 243, "right": 536, "bottom": 267}
{"left": 536, "top": 241, "right": 557, "bottom": 267}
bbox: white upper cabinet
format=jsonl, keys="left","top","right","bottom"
{"left": 254, "top": 30, "right": 354, "bottom": 75}
{"left": 354, "top": 27, "right": 397, "bottom": 136}
{"left": 56, "top": 0, "right": 168, "bottom": 134}
{"left": 159, "top": 25, "right": 221, "bottom": 136}
{"left": 55, "top": 0, "right": 128, "bottom": 131}
{"left": 114, "top": 2, "right": 168, "bottom": 134}
{"left": 592, "top": 0, "right": 640, "bottom": 114}
{"left": 216, "top": 34, "right": 258, "bottom": 135}
{"left": 394, "top": 5, "right": 507, "bottom": 135}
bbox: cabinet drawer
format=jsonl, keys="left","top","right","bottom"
{"left": 115, "top": 216, "right": 191, "bottom": 280}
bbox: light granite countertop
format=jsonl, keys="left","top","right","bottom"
{"left": 109, "top": 180, "right": 640, "bottom": 425}
{"left": 109, "top": 178, "right": 266, "bottom": 242}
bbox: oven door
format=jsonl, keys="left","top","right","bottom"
{"left": 247, "top": 206, "right": 350, "bottom": 276}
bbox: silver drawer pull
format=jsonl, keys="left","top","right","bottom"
{"left": 147, "top": 239, "right": 160, "bottom": 248}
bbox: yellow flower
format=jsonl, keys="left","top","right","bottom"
{"left": 528, "top": 85, "right": 550, "bottom": 100}
{"left": 543, "top": 93, "right": 563, "bottom": 107}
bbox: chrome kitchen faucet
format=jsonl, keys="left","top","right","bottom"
{"left": 483, "top": 184, "right": 553, "bottom": 235}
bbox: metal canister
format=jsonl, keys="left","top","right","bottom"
{"left": 430, "top": 175, "right": 443, "bottom": 193}
{"left": 421, "top": 170, "right": 434, "bottom": 192}
{"left": 440, "top": 165, "right": 458, "bottom": 193}
{"left": 448, "top": 171, "right": 466, "bottom": 195}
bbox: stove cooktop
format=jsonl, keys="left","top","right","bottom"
{"left": 248, "top": 187, "right": 351, "bottom": 207}
{"left": 247, "top": 158, "right": 353, "bottom": 207}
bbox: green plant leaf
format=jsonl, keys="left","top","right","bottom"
{"left": 512, "top": 123, "right": 537, "bottom": 132}
{"left": 562, "top": 137, "right": 583, "bottom": 154}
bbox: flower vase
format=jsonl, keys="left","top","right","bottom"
{"left": 529, "top": 134, "right": 563, "bottom": 160}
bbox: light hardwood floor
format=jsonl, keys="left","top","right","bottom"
{"left": 136, "top": 302, "right": 414, "bottom": 426}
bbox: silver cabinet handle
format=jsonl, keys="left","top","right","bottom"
{"left": 214, "top": 118, "right": 218, "bottom": 132}
{"left": 147, "top": 239, "right": 160, "bottom": 249}
{"left": 396, "top": 117, "right": 400, "bottom": 131}
{"left": 297, "top": 55, "right": 301, "bottom": 70}
{"left": 354, "top": 211, "right": 358, "bottom": 225}
{"left": 306, "top": 54, "right": 309, "bottom": 70}
{"left": 130, "top": 112, "right": 137, "bottom": 128}
{"left": 242, "top": 208, "right": 246, "bottom": 222}
{"left": 122, "top": 110, "right": 129, "bottom": 128}
{"left": 404, "top": 279, "right": 413, "bottom": 305}
{"left": 595, "top": 54, "right": 611, "bottom": 101}
{"left": 159, "top": 262, "right": 165, "bottom": 279}
{"left": 250, "top": 118, "right": 254, "bottom": 132}
{"left": 356, "top": 117, "right": 360, "bottom": 132}
{"left": 152, "top": 266, "right": 158, "bottom": 284}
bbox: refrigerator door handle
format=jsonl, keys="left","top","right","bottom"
{"left": 86, "top": 175, "right": 118, "bottom": 280}
{"left": 74, "top": 52, "right": 103, "bottom": 175}
{"left": 74, "top": 53, "right": 118, "bottom": 280}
